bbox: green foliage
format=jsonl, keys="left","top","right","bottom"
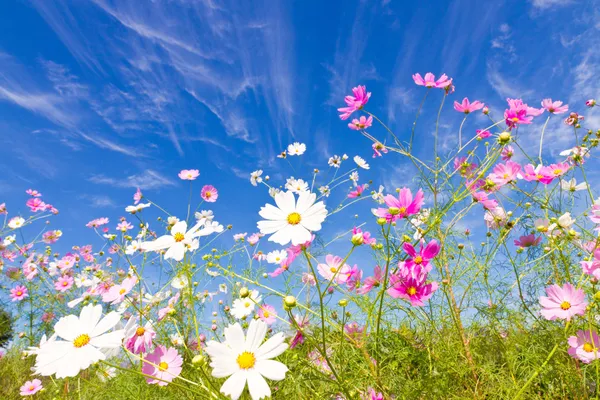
{"left": 0, "top": 307, "right": 14, "bottom": 348}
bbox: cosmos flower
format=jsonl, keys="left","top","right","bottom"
{"left": 10, "top": 285, "right": 28, "bottom": 301}
{"left": 514, "top": 234, "right": 541, "bottom": 248}
{"left": 484, "top": 206, "right": 507, "bottom": 229}
{"left": 387, "top": 263, "right": 438, "bottom": 306}
{"left": 357, "top": 265, "right": 383, "bottom": 295}
{"left": 412, "top": 72, "right": 452, "bottom": 89}
{"left": 328, "top": 155, "right": 342, "bottom": 168}
{"left": 125, "top": 203, "right": 151, "bottom": 214}
{"left": 86, "top": 217, "right": 109, "bottom": 228}
{"left": 257, "top": 191, "right": 327, "bottom": 246}
{"left": 123, "top": 318, "right": 156, "bottom": 355}
{"left": 488, "top": 161, "right": 521, "bottom": 187}
{"left": 453, "top": 98, "right": 484, "bottom": 114}
{"left": 348, "top": 184, "right": 366, "bottom": 198}
{"left": 338, "top": 85, "right": 371, "bottom": 120}
{"left": 205, "top": 319, "right": 288, "bottom": 400}
{"left": 8, "top": 216, "right": 25, "bottom": 229}
{"left": 55, "top": 275, "right": 74, "bottom": 292}
{"left": 231, "top": 290, "right": 262, "bottom": 319}
{"left": 285, "top": 178, "right": 309, "bottom": 194}
{"left": 354, "top": 155, "right": 370, "bottom": 169}
{"left": 201, "top": 185, "right": 219, "bottom": 202}
{"left": 348, "top": 115, "right": 373, "bottom": 130}
{"left": 102, "top": 276, "right": 137, "bottom": 304}
{"left": 568, "top": 330, "right": 600, "bottom": 363}
{"left": 317, "top": 254, "right": 353, "bottom": 284}
{"left": 519, "top": 164, "right": 554, "bottom": 185}
{"left": 258, "top": 304, "right": 278, "bottom": 325}
{"left": 476, "top": 129, "right": 491, "bottom": 139}
{"left": 133, "top": 188, "right": 143, "bottom": 204}
{"left": 178, "top": 169, "right": 200, "bottom": 180}
{"left": 250, "top": 170, "right": 263, "bottom": 186}
{"left": 33, "top": 304, "right": 124, "bottom": 378}
{"left": 402, "top": 239, "right": 440, "bottom": 271}
{"left": 140, "top": 220, "right": 217, "bottom": 261}
{"left": 372, "top": 142, "right": 388, "bottom": 158}
{"left": 266, "top": 250, "right": 287, "bottom": 265}
{"left": 20, "top": 379, "right": 43, "bottom": 396}
{"left": 541, "top": 98, "right": 568, "bottom": 114}
{"left": 539, "top": 283, "right": 586, "bottom": 321}
{"left": 287, "top": 142, "right": 306, "bottom": 156}
{"left": 142, "top": 345, "right": 183, "bottom": 386}
{"left": 501, "top": 145, "right": 515, "bottom": 161}
{"left": 351, "top": 227, "right": 376, "bottom": 246}
{"left": 560, "top": 178, "right": 588, "bottom": 192}
{"left": 374, "top": 188, "right": 424, "bottom": 223}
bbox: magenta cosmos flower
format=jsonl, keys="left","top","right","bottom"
{"left": 412, "top": 72, "right": 452, "bottom": 89}
{"left": 348, "top": 184, "right": 366, "bottom": 198}
{"left": 514, "top": 234, "right": 541, "bottom": 248}
{"left": 387, "top": 263, "right": 438, "bottom": 307}
{"left": 454, "top": 97, "right": 484, "bottom": 114}
{"left": 338, "top": 85, "right": 371, "bottom": 120}
{"left": 178, "top": 169, "right": 200, "bottom": 180}
{"left": 476, "top": 129, "right": 491, "bottom": 139}
{"left": 504, "top": 98, "right": 543, "bottom": 129}
{"left": 317, "top": 254, "right": 353, "bottom": 284}
{"left": 142, "top": 345, "right": 183, "bottom": 386}
{"left": 54, "top": 275, "right": 74, "bottom": 292}
{"left": 402, "top": 239, "right": 440, "bottom": 272}
{"left": 10, "top": 285, "right": 28, "bottom": 301}
{"left": 541, "top": 98, "right": 569, "bottom": 114}
{"left": 374, "top": 188, "right": 424, "bottom": 223}
{"left": 539, "top": 283, "right": 587, "bottom": 321}
{"left": 357, "top": 265, "right": 383, "bottom": 295}
{"left": 348, "top": 115, "right": 373, "bottom": 130}
{"left": 20, "top": 379, "right": 43, "bottom": 396}
{"left": 568, "top": 330, "right": 600, "bottom": 363}
{"left": 372, "top": 142, "right": 388, "bottom": 158}
{"left": 501, "top": 145, "right": 515, "bottom": 161}
{"left": 201, "top": 185, "right": 218, "bottom": 202}
{"left": 519, "top": 164, "right": 554, "bottom": 185}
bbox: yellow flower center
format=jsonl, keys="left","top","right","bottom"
{"left": 560, "top": 301, "right": 571, "bottom": 310}
{"left": 263, "top": 311, "right": 270, "bottom": 317}
{"left": 136, "top": 327, "right": 146, "bottom": 336}
{"left": 244, "top": 301, "right": 251, "bottom": 308}
{"left": 414, "top": 256, "right": 423, "bottom": 264}
{"left": 174, "top": 232, "right": 185, "bottom": 242}
{"left": 62, "top": 281, "right": 69, "bottom": 286}
{"left": 205, "top": 192, "right": 211, "bottom": 198}
{"left": 399, "top": 207, "right": 407, "bottom": 214}
{"left": 236, "top": 351, "right": 256, "bottom": 369}
{"left": 553, "top": 169, "right": 562, "bottom": 175}
{"left": 511, "top": 117, "right": 519, "bottom": 122}
{"left": 158, "top": 361, "right": 168, "bottom": 371}
{"left": 119, "top": 288, "right": 126, "bottom": 295}
{"left": 584, "top": 342, "right": 595, "bottom": 353}
{"left": 330, "top": 267, "right": 338, "bottom": 273}
{"left": 73, "top": 333, "right": 91, "bottom": 348}
{"left": 29, "top": 385, "right": 35, "bottom": 391}
{"left": 407, "top": 287, "right": 417, "bottom": 296}
{"left": 16, "top": 291, "right": 22, "bottom": 296}
{"left": 287, "top": 212, "right": 301, "bottom": 225}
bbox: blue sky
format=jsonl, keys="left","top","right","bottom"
{"left": 0, "top": 0, "right": 599, "bottom": 248}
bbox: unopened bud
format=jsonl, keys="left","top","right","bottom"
{"left": 351, "top": 234, "right": 364, "bottom": 246}
{"left": 376, "top": 218, "right": 387, "bottom": 225}
{"left": 338, "top": 299, "right": 348, "bottom": 307}
{"left": 239, "top": 287, "right": 250, "bottom": 298}
{"left": 284, "top": 295, "right": 297, "bottom": 309}
{"left": 498, "top": 131, "right": 511, "bottom": 144}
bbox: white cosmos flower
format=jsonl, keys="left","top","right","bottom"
{"left": 328, "top": 155, "right": 341, "bottom": 168}
{"left": 205, "top": 319, "right": 288, "bottom": 400}
{"left": 33, "top": 304, "right": 124, "bottom": 379}
{"left": 195, "top": 210, "right": 214, "bottom": 223}
{"left": 125, "top": 240, "right": 142, "bottom": 255}
{"left": 230, "top": 290, "right": 262, "bottom": 319}
{"left": 170, "top": 333, "right": 184, "bottom": 346}
{"left": 560, "top": 178, "right": 588, "bottom": 192}
{"left": 250, "top": 170, "right": 263, "bottom": 186}
{"left": 353, "top": 155, "right": 370, "bottom": 169}
{"left": 3, "top": 235, "right": 15, "bottom": 246}
{"left": 285, "top": 178, "right": 309, "bottom": 194}
{"left": 125, "top": 203, "right": 151, "bottom": 214}
{"left": 140, "top": 220, "right": 215, "bottom": 261}
{"left": 266, "top": 250, "right": 287, "bottom": 264}
{"left": 268, "top": 187, "right": 280, "bottom": 198}
{"left": 257, "top": 191, "right": 327, "bottom": 246}
{"left": 287, "top": 142, "right": 306, "bottom": 156}
{"left": 319, "top": 185, "right": 330, "bottom": 197}
{"left": 171, "top": 275, "right": 189, "bottom": 289}
{"left": 349, "top": 171, "right": 359, "bottom": 185}
{"left": 8, "top": 216, "right": 25, "bottom": 229}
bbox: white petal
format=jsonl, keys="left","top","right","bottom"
{"left": 255, "top": 359, "right": 288, "bottom": 381}
{"left": 245, "top": 320, "right": 268, "bottom": 352}
{"left": 54, "top": 315, "right": 83, "bottom": 341}
{"left": 220, "top": 371, "right": 247, "bottom": 400}
{"left": 141, "top": 235, "right": 175, "bottom": 251}
{"left": 79, "top": 304, "right": 103, "bottom": 333}
{"left": 257, "top": 219, "right": 288, "bottom": 234}
{"left": 91, "top": 311, "right": 122, "bottom": 337}
{"left": 256, "top": 333, "right": 288, "bottom": 360}
{"left": 164, "top": 242, "right": 186, "bottom": 261}
{"left": 246, "top": 370, "right": 271, "bottom": 400}
{"left": 171, "top": 220, "right": 188, "bottom": 236}
{"left": 274, "top": 191, "right": 295, "bottom": 214}
{"left": 258, "top": 204, "right": 287, "bottom": 221}
{"left": 224, "top": 323, "right": 246, "bottom": 354}
{"left": 267, "top": 224, "right": 294, "bottom": 246}
{"left": 90, "top": 330, "right": 125, "bottom": 349}
{"left": 295, "top": 191, "right": 316, "bottom": 214}
{"left": 289, "top": 225, "right": 311, "bottom": 245}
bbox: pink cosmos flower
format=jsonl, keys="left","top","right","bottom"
{"left": 258, "top": 304, "right": 277, "bottom": 325}
{"left": 200, "top": 185, "right": 218, "bottom": 202}
{"left": 0, "top": 203, "right": 6, "bottom": 214}
{"left": 348, "top": 115, "right": 373, "bottom": 130}
{"left": 586, "top": 99, "right": 596, "bottom": 107}
{"left": 372, "top": 142, "right": 388, "bottom": 158}
{"left": 301, "top": 272, "right": 316, "bottom": 286}
{"left": 357, "top": 265, "right": 383, "bottom": 295}
{"left": 10, "top": 285, "right": 28, "bottom": 301}
{"left": 568, "top": 330, "right": 600, "bottom": 363}
{"left": 484, "top": 207, "right": 507, "bottom": 230}
{"left": 348, "top": 184, "right": 366, "bottom": 198}
{"left": 403, "top": 239, "right": 440, "bottom": 272}
{"left": 42, "top": 230, "right": 61, "bottom": 244}
{"left": 387, "top": 263, "right": 438, "bottom": 306}
{"left": 288, "top": 234, "right": 315, "bottom": 256}
{"left": 344, "top": 322, "right": 365, "bottom": 341}
{"left": 158, "top": 292, "right": 180, "bottom": 321}
{"left": 26, "top": 198, "right": 47, "bottom": 212}
{"left": 268, "top": 250, "right": 295, "bottom": 277}
{"left": 351, "top": 227, "right": 376, "bottom": 246}
{"left": 26, "top": 189, "right": 42, "bottom": 197}
{"left": 247, "top": 233, "right": 261, "bottom": 246}
{"left": 581, "top": 260, "right": 600, "bottom": 280}
{"left": 454, "top": 98, "right": 484, "bottom": 114}
{"left": 504, "top": 98, "right": 542, "bottom": 129}
{"left": 178, "top": 169, "right": 200, "bottom": 180}
{"left": 102, "top": 276, "right": 137, "bottom": 304}
{"left": 116, "top": 221, "right": 133, "bottom": 232}
{"left": 374, "top": 188, "right": 424, "bottom": 223}
{"left": 565, "top": 112, "right": 584, "bottom": 126}
{"left": 454, "top": 157, "right": 477, "bottom": 177}
{"left": 501, "top": 145, "right": 515, "bottom": 161}
{"left": 590, "top": 200, "right": 600, "bottom": 224}
{"left": 539, "top": 283, "right": 586, "bottom": 321}
{"left": 54, "top": 275, "right": 74, "bottom": 292}
{"left": 142, "top": 345, "right": 183, "bottom": 386}
{"left": 125, "top": 320, "right": 156, "bottom": 354}
{"left": 489, "top": 161, "right": 521, "bottom": 187}
{"left": 514, "top": 234, "right": 541, "bottom": 248}
{"left": 20, "top": 379, "right": 42, "bottom": 396}
{"left": 86, "top": 217, "right": 109, "bottom": 228}
{"left": 547, "top": 162, "right": 570, "bottom": 178}
{"left": 338, "top": 85, "right": 371, "bottom": 120}
{"left": 346, "top": 265, "right": 363, "bottom": 291}
{"left": 363, "top": 388, "right": 384, "bottom": 400}
{"left": 541, "top": 98, "right": 568, "bottom": 114}
{"left": 412, "top": 72, "right": 452, "bottom": 89}
{"left": 482, "top": 105, "right": 490, "bottom": 115}
{"left": 290, "top": 314, "right": 310, "bottom": 349}
{"left": 317, "top": 254, "right": 353, "bottom": 284}
{"left": 519, "top": 164, "right": 554, "bottom": 185}
{"left": 476, "top": 129, "right": 491, "bottom": 139}
{"left": 134, "top": 188, "right": 143, "bottom": 205}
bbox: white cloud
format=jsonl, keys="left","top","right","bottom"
{"left": 531, "top": 0, "right": 573, "bottom": 10}
{"left": 89, "top": 170, "right": 177, "bottom": 189}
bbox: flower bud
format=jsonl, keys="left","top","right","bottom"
{"left": 192, "top": 354, "right": 205, "bottom": 365}
{"left": 594, "top": 291, "right": 600, "bottom": 302}
{"left": 376, "top": 217, "right": 387, "bottom": 225}
{"left": 239, "top": 287, "right": 250, "bottom": 298}
{"left": 388, "top": 207, "right": 400, "bottom": 216}
{"left": 351, "top": 233, "right": 364, "bottom": 246}
{"left": 284, "top": 295, "right": 297, "bottom": 309}
{"left": 338, "top": 299, "right": 348, "bottom": 307}
{"left": 498, "top": 131, "right": 511, "bottom": 144}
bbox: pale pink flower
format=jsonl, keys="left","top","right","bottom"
{"left": 10, "top": 285, "right": 28, "bottom": 301}
{"left": 489, "top": 161, "right": 521, "bottom": 187}
{"left": 116, "top": 221, "right": 133, "bottom": 232}
{"left": 317, "top": 254, "right": 352, "bottom": 284}
{"left": 0, "top": 203, "right": 6, "bottom": 215}
{"left": 476, "top": 129, "right": 491, "bottom": 139}
{"left": 125, "top": 319, "right": 156, "bottom": 354}
{"left": 412, "top": 72, "right": 452, "bottom": 89}
{"left": 539, "top": 283, "right": 586, "bottom": 321}
{"left": 564, "top": 112, "right": 584, "bottom": 126}
{"left": 258, "top": 304, "right": 277, "bottom": 325}
{"left": 86, "top": 217, "right": 109, "bottom": 228}
{"left": 568, "top": 330, "right": 600, "bottom": 363}
{"left": 20, "top": 379, "right": 42, "bottom": 396}
{"left": 514, "top": 234, "right": 541, "bottom": 248}
{"left": 484, "top": 207, "right": 507, "bottom": 229}
{"left": 348, "top": 115, "right": 373, "bottom": 130}
{"left": 501, "top": 145, "right": 515, "bottom": 161}
{"left": 547, "top": 162, "right": 570, "bottom": 178}
{"left": 482, "top": 105, "right": 490, "bottom": 115}
{"left": 301, "top": 272, "right": 316, "bottom": 286}
{"left": 454, "top": 157, "right": 477, "bottom": 177}
{"left": 454, "top": 98, "right": 484, "bottom": 114}
{"left": 142, "top": 345, "right": 183, "bottom": 386}
{"left": 200, "top": 185, "right": 218, "bottom": 202}
{"left": 372, "top": 142, "right": 388, "bottom": 158}
{"left": 42, "top": 230, "right": 62, "bottom": 244}
{"left": 26, "top": 198, "right": 47, "bottom": 212}
{"left": 338, "top": 85, "right": 371, "bottom": 120}
{"left": 357, "top": 265, "right": 383, "bottom": 295}
{"left": 348, "top": 184, "right": 366, "bottom": 198}
{"left": 178, "top": 169, "right": 200, "bottom": 180}
{"left": 102, "top": 276, "right": 137, "bottom": 304}
{"left": 541, "top": 98, "right": 569, "bottom": 114}
{"left": 586, "top": 99, "right": 596, "bottom": 107}
{"left": 54, "top": 275, "right": 74, "bottom": 292}
{"left": 134, "top": 188, "right": 143, "bottom": 205}
{"left": 26, "top": 189, "right": 42, "bottom": 197}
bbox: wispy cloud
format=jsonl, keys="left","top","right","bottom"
{"left": 486, "top": 62, "right": 534, "bottom": 99}
{"left": 530, "top": 0, "right": 573, "bottom": 10}
{"left": 79, "top": 194, "right": 117, "bottom": 208}
{"left": 89, "top": 170, "right": 177, "bottom": 189}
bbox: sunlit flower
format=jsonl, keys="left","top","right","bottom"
{"left": 285, "top": 178, "right": 309, "bottom": 194}
{"left": 33, "top": 304, "right": 124, "bottom": 378}
{"left": 140, "top": 220, "right": 216, "bottom": 261}
{"left": 348, "top": 115, "right": 373, "bottom": 130}
{"left": 454, "top": 97, "right": 484, "bottom": 114}
{"left": 348, "top": 184, "right": 366, "bottom": 198}
{"left": 317, "top": 254, "right": 352, "bottom": 284}
{"left": 258, "top": 304, "right": 278, "bottom": 325}
{"left": 539, "top": 283, "right": 586, "bottom": 321}
{"left": 374, "top": 188, "right": 424, "bottom": 223}
{"left": 514, "top": 234, "right": 541, "bottom": 248}
{"left": 403, "top": 239, "right": 440, "bottom": 271}
{"left": 250, "top": 170, "right": 263, "bottom": 186}
{"left": 372, "top": 142, "right": 388, "bottom": 158}
{"left": 102, "top": 276, "right": 137, "bottom": 304}
{"left": 142, "top": 345, "right": 183, "bottom": 386}
{"left": 568, "top": 330, "right": 600, "bottom": 363}
{"left": 266, "top": 250, "right": 287, "bottom": 265}
{"left": 338, "top": 85, "right": 371, "bottom": 120}
{"left": 484, "top": 207, "right": 507, "bottom": 229}
{"left": 541, "top": 98, "right": 568, "bottom": 114}
{"left": 412, "top": 72, "right": 452, "bottom": 89}
{"left": 328, "top": 155, "right": 342, "bottom": 168}
{"left": 257, "top": 191, "right": 327, "bottom": 246}
{"left": 231, "top": 290, "right": 262, "bottom": 319}
{"left": 387, "top": 263, "right": 438, "bottom": 306}
{"left": 55, "top": 275, "right": 74, "bottom": 292}
{"left": 354, "top": 155, "right": 370, "bottom": 169}
{"left": 501, "top": 145, "right": 515, "bottom": 161}
{"left": 10, "top": 285, "right": 28, "bottom": 301}
{"left": 287, "top": 142, "right": 306, "bottom": 156}
{"left": 357, "top": 265, "right": 383, "bottom": 295}
{"left": 561, "top": 178, "right": 588, "bottom": 192}
{"left": 125, "top": 203, "right": 151, "bottom": 214}
{"left": 8, "top": 216, "right": 25, "bottom": 229}
{"left": 123, "top": 318, "right": 156, "bottom": 355}
{"left": 201, "top": 185, "right": 219, "bottom": 202}
{"left": 20, "top": 379, "right": 43, "bottom": 396}
{"left": 178, "top": 169, "right": 200, "bottom": 180}
{"left": 205, "top": 319, "right": 288, "bottom": 400}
